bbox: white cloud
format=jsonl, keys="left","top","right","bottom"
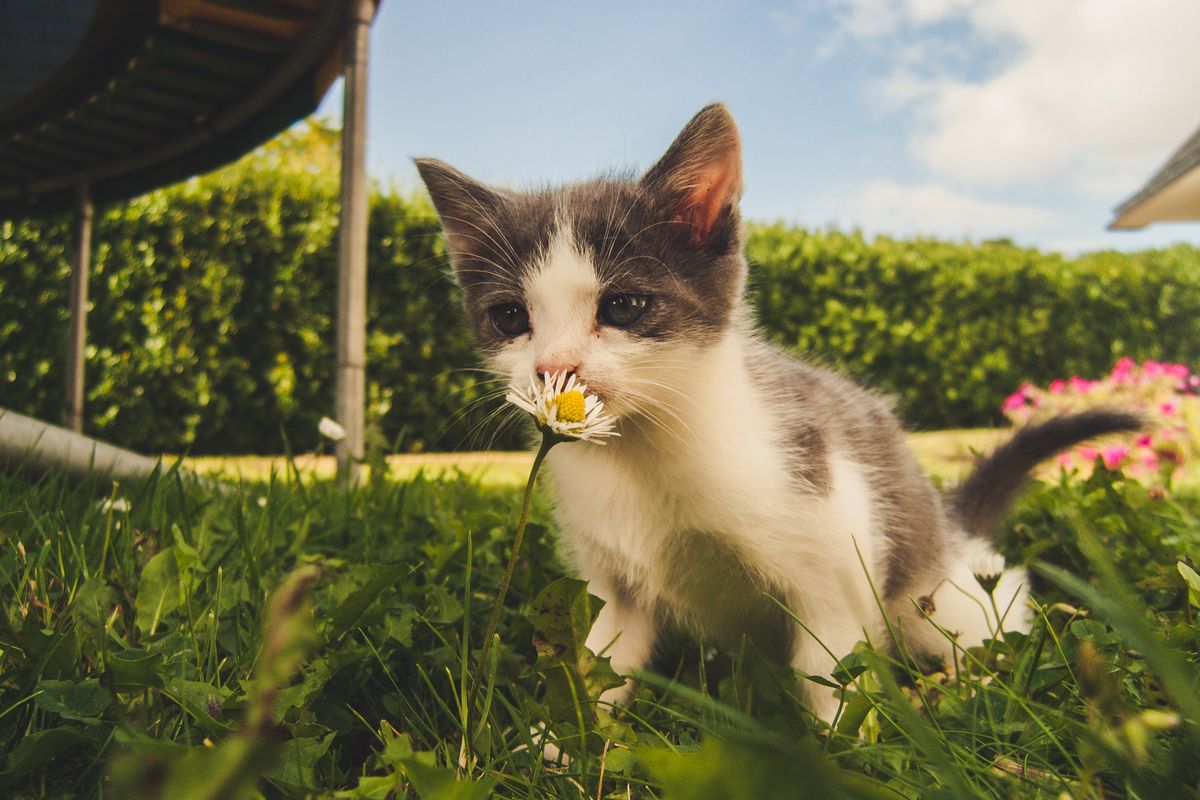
{"left": 869, "top": 68, "right": 937, "bottom": 111}
{"left": 826, "top": 180, "right": 1058, "bottom": 240}
{"left": 905, "top": 0, "right": 977, "bottom": 24}
{"left": 829, "top": 0, "right": 904, "bottom": 38}
{"left": 772, "top": 0, "right": 930, "bottom": 57}
{"left": 831, "top": 0, "right": 1200, "bottom": 199}
{"left": 812, "top": 0, "right": 977, "bottom": 38}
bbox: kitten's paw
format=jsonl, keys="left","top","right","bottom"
{"left": 529, "top": 723, "right": 570, "bottom": 765}
{"left": 807, "top": 688, "right": 844, "bottom": 727}
{"left": 598, "top": 678, "right": 635, "bottom": 708}
{"left": 526, "top": 680, "right": 635, "bottom": 764}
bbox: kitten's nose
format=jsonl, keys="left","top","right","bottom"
{"left": 537, "top": 363, "right": 578, "bottom": 382}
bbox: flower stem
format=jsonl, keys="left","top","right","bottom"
{"left": 466, "top": 433, "right": 555, "bottom": 738}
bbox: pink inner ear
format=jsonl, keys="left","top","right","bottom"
{"left": 676, "top": 158, "right": 742, "bottom": 244}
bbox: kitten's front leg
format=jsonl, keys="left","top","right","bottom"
{"left": 585, "top": 583, "right": 658, "bottom": 706}
{"left": 532, "top": 583, "right": 656, "bottom": 764}
{"left": 790, "top": 622, "right": 865, "bottom": 725}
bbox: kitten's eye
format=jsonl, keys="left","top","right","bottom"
{"left": 489, "top": 303, "right": 530, "bottom": 337}
{"left": 599, "top": 293, "right": 650, "bottom": 327}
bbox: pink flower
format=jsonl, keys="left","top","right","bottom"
{"left": 1078, "top": 446, "right": 1098, "bottom": 462}
{"left": 1101, "top": 445, "right": 1129, "bottom": 468}
{"left": 1002, "top": 390, "right": 1027, "bottom": 413}
{"left": 1111, "top": 358, "right": 1135, "bottom": 383}
{"left": 1161, "top": 400, "right": 1179, "bottom": 416}
{"left": 1058, "top": 452, "right": 1074, "bottom": 467}
{"left": 1069, "top": 376, "right": 1094, "bottom": 394}
{"left": 1135, "top": 434, "right": 1153, "bottom": 448}
{"left": 1141, "top": 451, "right": 1160, "bottom": 468}
{"left": 1048, "top": 379, "right": 1066, "bottom": 394}
{"left": 1144, "top": 361, "right": 1166, "bottom": 378}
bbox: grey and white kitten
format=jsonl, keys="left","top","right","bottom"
{"left": 416, "top": 104, "right": 1138, "bottom": 721}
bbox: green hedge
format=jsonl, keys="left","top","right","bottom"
{"left": 2, "top": 124, "right": 1199, "bottom": 453}
{"left": 747, "top": 227, "right": 1200, "bottom": 428}
{"left": 0, "top": 125, "right": 510, "bottom": 454}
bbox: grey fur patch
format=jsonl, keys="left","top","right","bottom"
{"left": 746, "top": 342, "right": 947, "bottom": 600}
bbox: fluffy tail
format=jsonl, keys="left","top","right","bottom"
{"left": 951, "top": 409, "right": 1143, "bottom": 537}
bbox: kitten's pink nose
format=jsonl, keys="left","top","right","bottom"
{"left": 537, "top": 362, "right": 578, "bottom": 381}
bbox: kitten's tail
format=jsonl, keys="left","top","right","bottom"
{"left": 951, "top": 409, "right": 1143, "bottom": 537}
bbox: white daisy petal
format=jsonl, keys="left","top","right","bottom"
{"left": 504, "top": 370, "right": 620, "bottom": 444}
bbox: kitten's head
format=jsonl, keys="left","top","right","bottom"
{"left": 416, "top": 103, "right": 745, "bottom": 424}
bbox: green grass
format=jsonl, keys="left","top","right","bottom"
{"left": 2, "top": 449, "right": 1199, "bottom": 798}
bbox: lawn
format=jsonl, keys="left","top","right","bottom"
{"left": 1, "top": 435, "right": 1199, "bottom": 798}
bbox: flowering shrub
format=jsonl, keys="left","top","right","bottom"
{"left": 1002, "top": 358, "right": 1200, "bottom": 479}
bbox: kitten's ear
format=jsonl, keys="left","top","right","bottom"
{"left": 414, "top": 157, "right": 507, "bottom": 261}
{"left": 641, "top": 103, "right": 743, "bottom": 246}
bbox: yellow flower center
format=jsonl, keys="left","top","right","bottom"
{"left": 555, "top": 390, "right": 586, "bottom": 423}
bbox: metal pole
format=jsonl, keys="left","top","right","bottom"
{"left": 65, "top": 181, "right": 93, "bottom": 433}
{"left": 0, "top": 407, "right": 160, "bottom": 484}
{"left": 334, "top": 0, "right": 373, "bottom": 485}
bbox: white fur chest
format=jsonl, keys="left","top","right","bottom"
{"left": 543, "top": 335, "right": 885, "bottom": 647}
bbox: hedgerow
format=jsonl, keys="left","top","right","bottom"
{"left": 747, "top": 227, "right": 1200, "bottom": 429}
{"left": 1, "top": 124, "right": 498, "bottom": 454}
{"left": 2, "top": 122, "right": 1199, "bottom": 454}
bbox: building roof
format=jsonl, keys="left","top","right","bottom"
{"left": 0, "top": 0, "right": 358, "bottom": 219}
{"left": 1110, "top": 123, "right": 1200, "bottom": 230}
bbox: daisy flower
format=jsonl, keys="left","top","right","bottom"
{"left": 468, "top": 372, "right": 616, "bottom": 725}
{"left": 505, "top": 371, "right": 618, "bottom": 443}
{"left": 318, "top": 416, "right": 347, "bottom": 442}
{"left": 969, "top": 551, "right": 1005, "bottom": 596}
{"left": 99, "top": 497, "right": 131, "bottom": 513}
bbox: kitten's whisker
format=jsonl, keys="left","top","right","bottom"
{"left": 440, "top": 386, "right": 512, "bottom": 428}
{"left": 479, "top": 405, "right": 527, "bottom": 452}
{"left": 599, "top": 181, "right": 652, "bottom": 269}
{"left": 441, "top": 215, "right": 517, "bottom": 266}
{"left": 624, "top": 398, "right": 695, "bottom": 437}
{"left": 608, "top": 251, "right": 686, "bottom": 296}
{"left": 605, "top": 218, "right": 680, "bottom": 269}
{"left": 614, "top": 387, "right": 696, "bottom": 444}
{"left": 621, "top": 377, "right": 702, "bottom": 415}
{"left": 439, "top": 171, "right": 523, "bottom": 266}
{"left": 619, "top": 406, "right": 692, "bottom": 449}
{"left": 597, "top": 182, "right": 623, "bottom": 269}
{"left": 462, "top": 402, "right": 523, "bottom": 452}
{"left": 625, "top": 380, "right": 704, "bottom": 413}
{"left": 441, "top": 225, "right": 523, "bottom": 284}
{"left": 442, "top": 229, "right": 521, "bottom": 280}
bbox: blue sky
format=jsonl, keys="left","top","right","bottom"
{"left": 317, "top": 0, "right": 1200, "bottom": 254}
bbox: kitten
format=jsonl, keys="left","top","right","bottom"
{"left": 416, "top": 104, "right": 1139, "bottom": 721}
